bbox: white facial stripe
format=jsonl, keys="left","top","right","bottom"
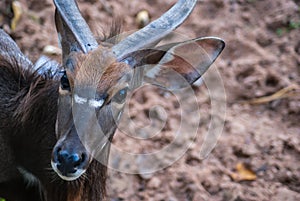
{"left": 89, "top": 99, "right": 104, "bottom": 108}
{"left": 74, "top": 94, "right": 88, "bottom": 104}
{"left": 74, "top": 94, "right": 105, "bottom": 108}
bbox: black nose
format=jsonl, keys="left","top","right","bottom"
{"left": 53, "top": 147, "right": 87, "bottom": 176}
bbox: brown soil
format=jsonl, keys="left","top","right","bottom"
{"left": 1, "top": 0, "right": 300, "bottom": 201}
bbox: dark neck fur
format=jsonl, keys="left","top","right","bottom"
{"left": 0, "top": 55, "right": 107, "bottom": 200}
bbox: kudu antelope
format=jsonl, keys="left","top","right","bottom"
{"left": 0, "top": 0, "right": 224, "bottom": 200}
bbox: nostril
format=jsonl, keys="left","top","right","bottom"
{"left": 81, "top": 153, "right": 87, "bottom": 163}
{"left": 72, "top": 152, "right": 87, "bottom": 168}
{"left": 53, "top": 147, "right": 89, "bottom": 176}
{"left": 57, "top": 150, "right": 69, "bottom": 164}
{"left": 72, "top": 154, "right": 81, "bottom": 167}
{"left": 57, "top": 150, "right": 84, "bottom": 167}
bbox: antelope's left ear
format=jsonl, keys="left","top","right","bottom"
{"left": 122, "top": 37, "right": 225, "bottom": 90}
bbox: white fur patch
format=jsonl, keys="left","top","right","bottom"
{"left": 89, "top": 99, "right": 105, "bottom": 108}
{"left": 74, "top": 94, "right": 104, "bottom": 108}
{"left": 17, "top": 167, "right": 40, "bottom": 187}
{"left": 59, "top": 87, "right": 70, "bottom": 95}
{"left": 74, "top": 94, "right": 88, "bottom": 104}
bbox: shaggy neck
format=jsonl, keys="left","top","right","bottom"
{"left": 10, "top": 66, "right": 108, "bottom": 200}
{"left": 0, "top": 43, "right": 110, "bottom": 200}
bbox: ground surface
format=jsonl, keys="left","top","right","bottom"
{"left": 1, "top": 0, "right": 300, "bottom": 200}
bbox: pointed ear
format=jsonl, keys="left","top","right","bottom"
{"left": 123, "top": 37, "right": 225, "bottom": 90}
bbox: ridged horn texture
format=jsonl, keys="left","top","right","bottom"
{"left": 53, "top": 0, "right": 98, "bottom": 53}
{"left": 112, "top": 0, "right": 198, "bottom": 60}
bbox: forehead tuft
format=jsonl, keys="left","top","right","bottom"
{"left": 65, "top": 46, "right": 131, "bottom": 94}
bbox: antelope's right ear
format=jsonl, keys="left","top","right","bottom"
{"left": 122, "top": 37, "right": 225, "bottom": 90}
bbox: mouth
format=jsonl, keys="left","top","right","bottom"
{"left": 51, "top": 161, "right": 86, "bottom": 181}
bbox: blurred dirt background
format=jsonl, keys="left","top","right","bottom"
{"left": 1, "top": 0, "right": 300, "bottom": 200}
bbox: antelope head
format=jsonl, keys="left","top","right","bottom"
{"left": 51, "top": 0, "right": 225, "bottom": 181}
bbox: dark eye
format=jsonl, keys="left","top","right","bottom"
{"left": 113, "top": 87, "right": 128, "bottom": 104}
{"left": 60, "top": 71, "right": 70, "bottom": 91}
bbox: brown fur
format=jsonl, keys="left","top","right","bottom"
{"left": 66, "top": 47, "right": 131, "bottom": 96}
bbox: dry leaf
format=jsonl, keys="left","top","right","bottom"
{"left": 136, "top": 10, "right": 150, "bottom": 28}
{"left": 11, "top": 1, "right": 23, "bottom": 31}
{"left": 230, "top": 162, "right": 257, "bottom": 182}
{"left": 43, "top": 45, "right": 62, "bottom": 55}
{"left": 244, "top": 84, "right": 300, "bottom": 105}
